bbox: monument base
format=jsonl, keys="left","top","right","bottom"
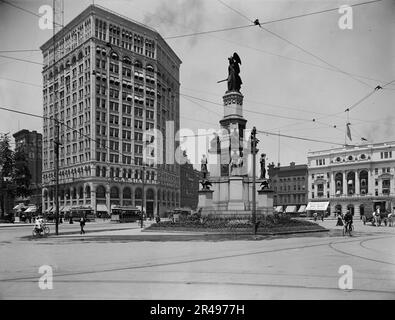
{"left": 198, "top": 189, "right": 214, "bottom": 214}
{"left": 228, "top": 176, "right": 245, "bottom": 210}
{"left": 257, "top": 189, "right": 274, "bottom": 215}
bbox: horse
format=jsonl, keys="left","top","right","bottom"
{"left": 388, "top": 213, "right": 394, "bottom": 227}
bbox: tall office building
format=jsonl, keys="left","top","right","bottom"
{"left": 40, "top": 5, "right": 181, "bottom": 217}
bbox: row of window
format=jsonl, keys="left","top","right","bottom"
{"left": 94, "top": 165, "right": 156, "bottom": 181}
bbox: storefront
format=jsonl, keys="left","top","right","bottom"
{"left": 306, "top": 201, "right": 329, "bottom": 217}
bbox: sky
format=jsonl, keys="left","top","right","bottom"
{"left": 0, "top": 0, "right": 394, "bottom": 168}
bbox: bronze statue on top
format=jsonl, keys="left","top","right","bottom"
{"left": 218, "top": 53, "right": 243, "bottom": 92}
{"left": 227, "top": 52, "right": 242, "bottom": 92}
{"left": 260, "top": 153, "right": 266, "bottom": 179}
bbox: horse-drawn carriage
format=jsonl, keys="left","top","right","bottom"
{"left": 362, "top": 210, "right": 393, "bottom": 226}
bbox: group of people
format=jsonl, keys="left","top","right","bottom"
{"left": 366, "top": 207, "right": 394, "bottom": 227}
{"left": 336, "top": 210, "right": 353, "bottom": 230}
{"left": 33, "top": 215, "right": 86, "bottom": 235}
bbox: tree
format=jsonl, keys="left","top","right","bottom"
{"left": 12, "top": 144, "right": 32, "bottom": 199}
{"left": 0, "top": 134, "right": 14, "bottom": 217}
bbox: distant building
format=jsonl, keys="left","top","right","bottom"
{"left": 13, "top": 130, "right": 43, "bottom": 208}
{"left": 268, "top": 162, "right": 308, "bottom": 213}
{"left": 180, "top": 162, "right": 200, "bottom": 210}
{"left": 307, "top": 141, "right": 395, "bottom": 217}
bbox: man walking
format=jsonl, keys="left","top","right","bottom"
{"left": 79, "top": 216, "right": 86, "bottom": 234}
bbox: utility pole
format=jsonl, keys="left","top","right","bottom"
{"left": 251, "top": 127, "right": 259, "bottom": 234}
{"left": 54, "top": 119, "right": 60, "bottom": 235}
{"left": 141, "top": 165, "right": 145, "bottom": 228}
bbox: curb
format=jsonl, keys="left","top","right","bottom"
{"left": 42, "top": 228, "right": 329, "bottom": 241}
{"left": 0, "top": 223, "right": 56, "bottom": 228}
{"left": 134, "top": 227, "right": 328, "bottom": 236}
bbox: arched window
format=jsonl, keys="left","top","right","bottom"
{"left": 72, "top": 187, "right": 77, "bottom": 199}
{"left": 79, "top": 186, "right": 84, "bottom": 199}
{"left": 110, "top": 186, "right": 119, "bottom": 198}
{"left": 146, "top": 189, "right": 154, "bottom": 200}
{"left": 77, "top": 51, "right": 83, "bottom": 61}
{"left": 123, "top": 56, "right": 132, "bottom": 65}
{"left": 123, "top": 187, "right": 131, "bottom": 199}
{"left": 134, "top": 60, "right": 142, "bottom": 68}
{"left": 135, "top": 188, "right": 142, "bottom": 200}
{"left": 110, "top": 51, "right": 119, "bottom": 60}
{"left": 146, "top": 64, "right": 154, "bottom": 73}
{"left": 85, "top": 185, "right": 91, "bottom": 198}
{"left": 96, "top": 185, "right": 106, "bottom": 198}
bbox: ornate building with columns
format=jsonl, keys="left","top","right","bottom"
{"left": 40, "top": 5, "right": 181, "bottom": 217}
{"left": 307, "top": 142, "right": 395, "bottom": 217}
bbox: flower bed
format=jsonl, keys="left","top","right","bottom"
{"left": 146, "top": 214, "right": 326, "bottom": 234}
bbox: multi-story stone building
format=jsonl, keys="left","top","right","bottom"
{"left": 268, "top": 162, "right": 308, "bottom": 213}
{"left": 180, "top": 162, "right": 200, "bottom": 210}
{"left": 307, "top": 142, "right": 395, "bottom": 217}
{"left": 40, "top": 5, "right": 181, "bottom": 217}
{"left": 13, "top": 130, "right": 43, "bottom": 208}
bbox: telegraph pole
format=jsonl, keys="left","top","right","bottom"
{"left": 54, "top": 119, "right": 60, "bottom": 235}
{"left": 251, "top": 127, "right": 259, "bottom": 235}
{"left": 141, "top": 165, "right": 145, "bottom": 228}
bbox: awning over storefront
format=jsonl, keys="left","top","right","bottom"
{"left": 61, "top": 206, "right": 71, "bottom": 212}
{"left": 306, "top": 202, "right": 329, "bottom": 211}
{"left": 298, "top": 205, "right": 306, "bottom": 213}
{"left": 285, "top": 205, "right": 297, "bottom": 213}
{"left": 45, "top": 206, "right": 53, "bottom": 213}
{"left": 13, "top": 203, "right": 25, "bottom": 211}
{"left": 96, "top": 204, "right": 108, "bottom": 212}
{"left": 274, "top": 206, "right": 283, "bottom": 213}
{"left": 24, "top": 206, "right": 37, "bottom": 213}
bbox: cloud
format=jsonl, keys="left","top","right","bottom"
{"left": 142, "top": 0, "right": 205, "bottom": 46}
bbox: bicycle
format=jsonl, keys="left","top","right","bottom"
{"left": 32, "top": 224, "right": 50, "bottom": 237}
{"left": 342, "top": 221, "right": 353, "bottom": 236}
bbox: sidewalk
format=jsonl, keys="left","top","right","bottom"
{"left": 0, "top": 219, "right": 113, "bottom": 228}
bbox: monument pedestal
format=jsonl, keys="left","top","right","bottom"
{"left": 257, "top": 189, "right": 274, "bottom": 215}
{"left": 228, "top": 176, "right": 245, "bottom": 210}
{"left": 198, "top": 189, "right": 214, "bottom": 213}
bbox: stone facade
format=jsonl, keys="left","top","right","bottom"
{"left": 307, "top": 142, "right": 395, "bottom": 217}
{"left": 268, "top": 162, "right": 308, "bottom": 211}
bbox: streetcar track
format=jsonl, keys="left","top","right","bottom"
{"left": 327, "top": 235, "right": 395, "bottom": 266}
{"left": 1, "top": 278, "right": 394, "bottom": 296}
{"left": 1, "top": 235, "right": 392, "bottom": 282}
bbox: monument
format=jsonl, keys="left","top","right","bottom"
{"left": 197, "top": 53, "right": 274, "bottom": 217}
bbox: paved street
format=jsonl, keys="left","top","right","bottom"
{"left": 0, "top": 219, "right": 394, "bottom": 299}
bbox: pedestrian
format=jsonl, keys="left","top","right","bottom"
{"left": 80, "top": 216, "right": 86, "bottom": 234}
{"left": 336, "top": 212, "right": 343, "bottom": 226}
